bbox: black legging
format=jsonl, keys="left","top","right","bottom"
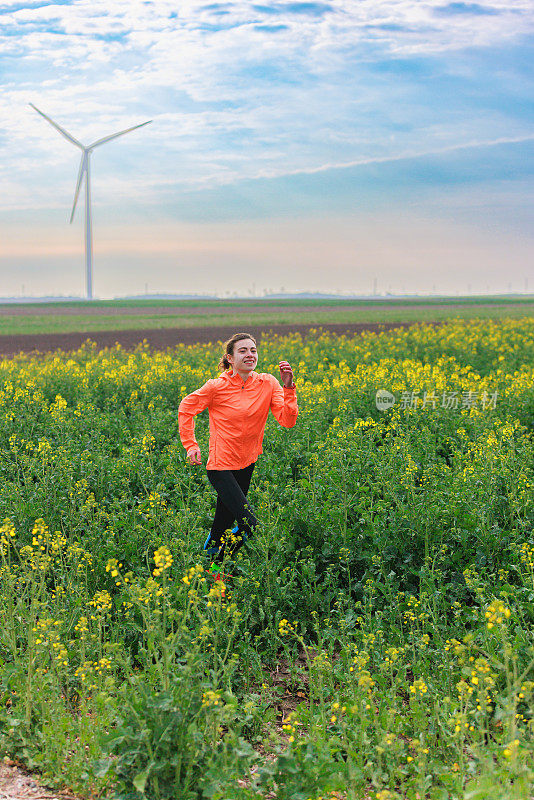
{"left": 206, "top": 461, "right": 257, "bottom": 561}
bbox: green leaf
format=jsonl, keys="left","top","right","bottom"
{"left": 133, "top": 764, "right": 153, "bottom": 794}
{"left": 92, "top": 758, "right": 112, "bottom": 778}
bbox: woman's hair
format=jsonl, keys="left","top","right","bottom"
{"left": 218, "top": 332, "right": 257, "bottom": 372}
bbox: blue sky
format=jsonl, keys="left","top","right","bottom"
{"left": 0, "top": 0, "right": 533, "bottom": 297}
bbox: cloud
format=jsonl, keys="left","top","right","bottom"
{"left": 0, "top": 0, "right": 533, "bottom": 223}
{"left": 201, "top": 3, "right": 233, "bottom": 13}
{"left": 257, "top": 135, "right": 534, "bottom": 180}
{"left": 252, "top": 2, "right": 334, "bottom": 16}
{"left": 253, "top": 23, "right": 288, "bottom": 32}
{"left": 434, "top": 3, "right": 500, "bottom": 16}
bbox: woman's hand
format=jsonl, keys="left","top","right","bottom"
{"left": 186, "top": 446, "right": 202, "bottom": 465}
{"left": 279, "top": 360, "right": 295, "bottom": 388}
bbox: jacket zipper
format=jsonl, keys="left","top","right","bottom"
{"left": 240, "top": 380, "right": 246, "bottom": 453}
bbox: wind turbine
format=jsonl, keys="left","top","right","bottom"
{"left": 30, "top": 104, "right": 152, "bottom": 300}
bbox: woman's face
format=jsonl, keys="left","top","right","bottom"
{"left": 227, "top": 338, "right": 258, "bottom": 373}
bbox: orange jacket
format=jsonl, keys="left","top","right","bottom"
{"left": 178, "top": 369, "right": 298, "bottom": 470}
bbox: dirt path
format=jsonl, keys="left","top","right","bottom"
{"left": 0, "top": 760, "right": 76, "bottom": 800}
{"left": 0, "top": 320, "right": 436, "bottom": 358}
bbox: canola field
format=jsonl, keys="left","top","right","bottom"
{"left": 0, "top": 318, "right": 533, "bottom": 799}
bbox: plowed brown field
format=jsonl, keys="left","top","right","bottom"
{"left": 0, "top": 321, "right": 438, "bottom": 358}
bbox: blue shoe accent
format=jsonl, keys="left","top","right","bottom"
{"left": 231, "top": 523, "right": 248, "bottom": 542}
{"left": 204, "top": 525, "right": 242, "bottom": 558}
{"left": 203, "top": 525, "right": 239, "bottom": 556}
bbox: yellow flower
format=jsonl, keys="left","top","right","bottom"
{"left": 410, "top": 679, "right": 428, "bottom": 696}
{"left": 88, "top": 590, "right": 112, "bottom": 613}
{"left": 278, "top": 618, "right": 296, "bottom": 635}
{"left": 357, "top": 671, "right": 375, "bottom": 692}
{"left": 484, "top": 600, "right": 511, "bottom": 629}
{"left": 153, "top": 545, "right": 173, "bottom": 575}
{"left": 202, "top": 690, "right": 222, "bottom": 708}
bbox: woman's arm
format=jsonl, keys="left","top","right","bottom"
{"left": 269, "top": 365, "right": 298, "bottom": 428}
{"left": 178, "top": 380, "right": 215, "bottom": 455}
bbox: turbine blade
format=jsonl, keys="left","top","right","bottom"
{"left": 70, "top": 153, "right": 87, "bottom": 223}
{"left": 88, "top": 119, "right": 152, "bottom": 149}
{"left": 30, "top": 103, "right": 84, "bottom": 149}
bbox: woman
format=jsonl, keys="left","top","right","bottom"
{"left": 178, "top": 332, "right": 298, "bottom": 580}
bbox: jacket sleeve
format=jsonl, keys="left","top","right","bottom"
{"left": 178, "top": 380, "right": 215, "bottom": 452}
{"left": 269, "top": 377, "right": 298, "bottom": 428}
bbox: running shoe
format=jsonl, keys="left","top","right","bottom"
{"left": 206, "top": 562, "right": 234, "bottom": 582}
{"left": 203, "top": 524, "right": 239, "bottom": 557}
{"left": 202, "top": 532, "right": 219, "bottom": 557}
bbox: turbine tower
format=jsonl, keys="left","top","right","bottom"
{"left": 30, "top": 104, "right": 152, "bottom": 300}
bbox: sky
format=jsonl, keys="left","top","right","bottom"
{"left": 0, "top": 0, "right": 533, "bottom": 298}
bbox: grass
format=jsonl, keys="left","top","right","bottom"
{"left": 0, "top": 296, "right": 533, "bottom": 336}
